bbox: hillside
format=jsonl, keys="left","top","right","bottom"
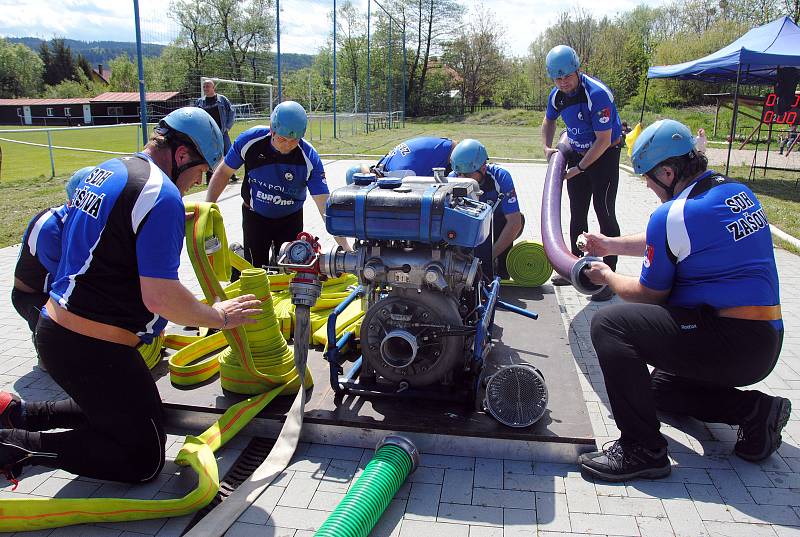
{"left": 5, "top": 37, "right": 314, "bottom": 72}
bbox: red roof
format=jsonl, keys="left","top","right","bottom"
{"left": 92, "top": 92, "right": 180, "bottom": 102}
{"left": 0, "top": 98, "right": 89, "bottom": 106}
{"left": 0, "top": 91, "right": 181, "bottom": 107}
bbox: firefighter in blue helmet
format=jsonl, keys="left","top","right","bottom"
{"left": 541, "top": 45, "right": 622, "bottom": 301}
{"left": 12, "top": 166, "right": 92, "bottom": 336}
{"left": 0, "top": 107, "right": 262, "bottom": 484}
{"left": 206, "top": 100, "right": 349, "bottom": 272}
{"left": 449, "top": 139, "right": 524, "bottom": 280}
{"left": 578, "top": 119, "right": 788, "bottom": 482}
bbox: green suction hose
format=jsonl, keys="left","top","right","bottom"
{"left": 505, "top": 241, "right": 553, "bottom": 287}
{"left": 314, "top": 436, "right": 419, "bottom": 537}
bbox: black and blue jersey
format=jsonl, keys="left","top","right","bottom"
{"left": 47, "top": 154, "right": 185, "bottom": 343}
{"left": 378, "top": 137, "right": 453, "bottom": 177}
{"left": 225, "top": 127, "right": 328, "bottom": 219}
{"left": 641, "top": 171, "right": 781, "bottom": 328}
{"left": 15, "top": 204, "right": 69, "bottom": 292}
{"left": 545, "top": 73, "right": 622, "bottom": 153}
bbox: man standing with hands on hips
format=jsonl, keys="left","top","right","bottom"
{"left": 541, "top": 45, "right": 622, "bottom": 301}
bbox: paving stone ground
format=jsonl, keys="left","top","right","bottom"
{"left": 0, "top": 159, "right": 798, "bottom": 536}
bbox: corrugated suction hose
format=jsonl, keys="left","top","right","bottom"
{"left": 540, "top": 133, "right": 606, "bottom": 295}
{"left": 314, "top": 436, "right": 419, "bottom": 537}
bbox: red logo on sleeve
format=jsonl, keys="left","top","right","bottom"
{"left": 598, "top": 107, "right": 611, "bottom": 124}
{"left": 643, "top": 244, "right": 654, "bottom": 268}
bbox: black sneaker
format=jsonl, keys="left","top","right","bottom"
{"left": 0, "top": 392, "right": 24, "bottom": 429}
{"left": 580, "top": 440, "right": 671, "bottom": 482}
{"left": 735, "top": 395, "right": 791, "bottom": 462}
{"left": 551, "top": 275, "right": 572, "bottom": 286}
{"left": 590, "top": 286, "right": 615, "bottom": 302}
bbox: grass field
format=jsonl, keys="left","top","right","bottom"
{"left": 1, "top": 109, "right": 798, "bottom": 255}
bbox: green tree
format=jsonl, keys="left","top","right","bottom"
{"left": 284, "top": 67, "right": 331, "bottom": 112}
{"left": 443, "top": 4, "right": 506, "bottom": 108}
{"left": 0, "top": 39, "right": 44, "bottom": 97}
{"left": 492, "top": 58, "right": 534, "bottom": 108}
{"left": 108, "top": 54, "right": 139, "bottom": 92}
{"left": 38, "top": 42, "right": 53, "bottom": 84}
{"left": 76, "top": 53, "right": 93, "bottom": 80}
{"left": 402, "top": 0, "right": 463, "bottom": 115}
{"left": 333, "top": 0, "right": 367, "bottom": 113}
{"left": 45, "top": 38, "right": 78, "bottom": 86}
{"left": 650, "top": 18, "right": 749, "bottom": 106}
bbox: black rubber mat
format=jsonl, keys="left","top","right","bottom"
{"left": 182, "top": 436, "right": 277, "bottom": 534}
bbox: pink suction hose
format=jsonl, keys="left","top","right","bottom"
{"left": 540, "top": 134, "right": 606, "bottom": 296}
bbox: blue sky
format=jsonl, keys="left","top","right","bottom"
{"left": 0, "top": 0, "right": 667, "bottom": 58}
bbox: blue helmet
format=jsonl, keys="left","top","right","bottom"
{"left": 631, "top": 119, "right": 696, "bottom": 175}
{"left": 450, "top": 139, "right": 488, "bottom": 174}
{"left": 546, "top": 45, "right": 580, "bottom": 79}
{"left": 345, "top": 165, "right": 363, "bottom": 185}
{"left": 270, "top": 101, "right": 308, "bottom": 139}
{"left": 66, "top": 166, "right": 94, "bottom": 200}
{"left": 159, "top": 107, "right": 224, "bottom": 169}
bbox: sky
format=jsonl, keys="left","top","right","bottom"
{"left": 0, "top": 0, "right": 668, "bottom": 58}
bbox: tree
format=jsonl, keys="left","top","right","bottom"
{"left": 402, "top": 0, "right": 462, "bottom": 115}
{"left": 170, "top": 0, "right": 275, "bottom": 102}
{"left": 108, "top": 54, "right": 139, "bottom": 92}
{"left": 45, "top": 39, "right": 78, "bottom": 86}
{"left": 551, "top": 7, "right": 599, "bottom": 70}
{"left": 171, "top": 0, "right": 217, "bottom": 73}
{"left": 787, "top": 0, "right": 800, "bottom": 21}
{"left": 333, "top": 1, "right": 367, "bottom": 113}
{"left": 650, "top": 18, "right": 749, "bottom": 106}
{"left": 492, "top": 58, "right": 534, "bottom": 108}
{"left": 38, "top": 42, "right": 53, "bottom": 84}
{"left": 76, "top": 53, "right": 93, "bottom": 80}
{"left": 442, "top": 4, "right": 506, "bottom": 108}
{"left": 0, "top": 39, "right": 44, "bottom": 97}
{"left": 209, "top": 0, "right": 274, "bottom": 101}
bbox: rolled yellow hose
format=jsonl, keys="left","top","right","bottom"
{"left": 503, "top": 241, "right": 553, "bottom": 287}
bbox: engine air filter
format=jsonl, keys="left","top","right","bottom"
{"left": 484, "top": 364, "right": 548, "bottom": 427}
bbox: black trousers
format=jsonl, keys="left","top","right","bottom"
{"left": 1, "top": 316, "right": 166, "bottom": 483}
{"left": 241, "top": 206, "right": 304, "bottom": 271}
{"left": 11, "top": 287, "right": 47, "bottom": 333}
{"left": 566, "top": 145, "right": 621, "bottom": 271}
{"left": 590, "top": 304, "right": 782, "bottom": 450}
{"left": 475, "top": 212, "right": 525, "bottom": 280}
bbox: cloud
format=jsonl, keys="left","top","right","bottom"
{"left": 0, "top": 0, "right": 668, "bottom": 56}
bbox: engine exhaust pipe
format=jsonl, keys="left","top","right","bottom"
{"left": 541, "top": 133, "right": 606, "bottom": 296}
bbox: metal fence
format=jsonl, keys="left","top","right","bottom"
{"left": 412, "top": 103, "right": 546, "bottom": 117}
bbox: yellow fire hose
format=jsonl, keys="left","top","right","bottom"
{"left": 0, "top": 203, "right": 363, "bottom": 532}
{"left": 0, "top": 202, "right": 331, "bottom": 531}
{"left": 501, "top": 241, "right": 553, "bottom": 287}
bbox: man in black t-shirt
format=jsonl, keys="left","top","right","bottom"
{"left": 196, "top": 79, "right": 236, "bottom": 182}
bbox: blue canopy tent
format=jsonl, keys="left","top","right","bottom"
{"left": 640, "top": 16, "right": 800, "bottom": 173}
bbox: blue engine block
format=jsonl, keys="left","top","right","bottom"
{"left": 325, "top": 177, "right": 492, "bottom": 248}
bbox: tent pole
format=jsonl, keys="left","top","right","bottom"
{"left": 639, "top": 78, "right": 649, "bottom": 124}
{"left": 764, "top": 121, "right": 773, "bottom": 177}
{"left": 725, "top": 64, "right": 743, "bottom": 175}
